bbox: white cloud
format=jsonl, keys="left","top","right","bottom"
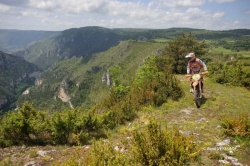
{"left": 212, "top": 11, "right": 224, "bottom": 18}
{"left": 28, "top": 0, "right": 110, "bottom": 14}
{"left": 24, "top": 0, "right": 228, "bottom": 30}
{"left": 19, "top": 8, "right": 53, "bottom": 19}
{"left": 0, "top": 0, "right": 248, "bottom": 30}
{"left": 28, "top": 0, "right": 58, "bottom": 10}
{"left": 60, "top": 0, "right": 109, "bottom": 14}
{"left": 186, "top": 7, "right": 204, "bottom": 14}
{"left": 0, "top": 3, "right": 10, "bottom": 13}
{"left": 148, "top": 0, "right": 205, "bottom": 8}
{"left": 208, "top": 0, "right": 238, "bottom": 3}
{"left": 21, "top": 10, "right": 39, "bottom": 17}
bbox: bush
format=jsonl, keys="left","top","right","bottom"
{"left": 208, "top": 61, "right": 249, "bottom": 88}
{"left": 220, "top": 113, "right": 250, "bottom": 138}
{"left": 0, "top": 103, "right": 103, "bottom": 147}
{"left": 84, "top": 140, "right": 132, "bottom": 165}
{"left": 50, "top": 110, "right": 101, "bottom": 145}
{"left": 50, "top": 111, "right": 75, "bottom": 144}
{"left": 98, "top": 56, "right": 183, "bottom": 128}
{"left": 132, "top": 119, "right": 199, "bottom": 165}
{"left": 98, "top": 98, "right": 138, "bottom": 129}
{"left": 83, "top": 120, "right": 199, "bottom": 165}
{"left": 0, "top": 102, "right": 50, "bottom": 147}
{"left": 131, "top": 56, "right": 183, "bottom": 106}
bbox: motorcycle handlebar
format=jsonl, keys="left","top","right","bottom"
{"left": 185, "top": 71, "right": 208, "bottom": 78}
{"left": 202, "top": 71, "right": 209, "bottom": 75}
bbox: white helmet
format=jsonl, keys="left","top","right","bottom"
{"left": 185, "top": 53, "right": 195, "bottom": 58}
{"left": 185, "top": 53, "right": 195, "bottom": 61}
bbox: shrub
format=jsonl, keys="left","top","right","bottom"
{"left": 50, "top": 110, "right": 101, "bottom": 145}
{"left": 131, "top": 56, "right": 183, "bottom": 106}
{"left": 71, "top": 131, "right": 90, "bottom": 146}
{"left": 0, "top": 103, "right": 103, "bottom": 147}
{"left": 132, "top": 119, "right": 199, "bottom": 165}
{"left": 83, "top": 120, "right": 199, "bottom": 165}
{"left": 83, "top": 140, "right": 132, "bottom": 165}
{"left": 98, "top": 56, "right": 183, "bottom": 129}
{"left": 208, "top": 60, "right": 250, "bottom": 89}
{"left": 220, "top": 113, "right": 250, "bottom": 138}
{"left": 98, "top": 99, "right": 138, "bottom": 129}
{"left": 0, "top": 102, "right": 50, "bottom": 147}
{"left": 50, "top": 111, "right": 74, "bottom": 144}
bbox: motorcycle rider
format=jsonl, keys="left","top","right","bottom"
{"left": 185, "top": 53, "right": 208, "bottom": 93}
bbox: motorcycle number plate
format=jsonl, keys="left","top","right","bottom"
{"left": 192, "top": 74, "right": 201, "bottom": 81}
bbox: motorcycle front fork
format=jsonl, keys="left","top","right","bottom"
{"left": 191, "top": 82, "right": 203, "bottom": 98}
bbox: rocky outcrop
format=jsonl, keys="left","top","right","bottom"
{"left": 57, "top": 80, "right": 74, "bottom": 109}
{"left": 22, "top": 89, "right": 30, "bottom": 95}
{"left": 35, "top": 78, "right": 43, "bottom": 86}
{"left": 102, "top": 69, "right": 112, "bottom": 86}
{"left": 58, "top": 87, "right": 70, "bottom": 102}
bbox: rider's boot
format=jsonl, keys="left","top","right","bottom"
{"left": 190, "top": 84, "right": 193, "bottom": 93}
{"left": 201, "top": 81, "right": 204, "bottom": 93}
{"left": 201, "top": 85, "right": 204, "bottom": 93}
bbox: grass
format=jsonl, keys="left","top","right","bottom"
{"left": 212, "top": 47, "right": 250, "bottom": 57}
{"left": 153, "top": 38, "right": 170, "bottom": 42}
{"left": 95, "top": 74, "right": 250, "bottom": 165}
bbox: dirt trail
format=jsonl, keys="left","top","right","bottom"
{"left": 127, "top": 75, "right": 250, "bottom": 165}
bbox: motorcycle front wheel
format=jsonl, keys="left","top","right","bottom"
{"left": 194, "top": 89, "right": 201, "bottom": 108}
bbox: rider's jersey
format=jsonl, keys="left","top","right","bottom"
{"left": 187, "top": 58, "right": 207, "bottom": 74}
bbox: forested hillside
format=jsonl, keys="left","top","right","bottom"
{"left": 17, "top": 41, "right": 166, "bottom": 111}
{"left": 15, "top": 27, "right": 126, "bottom": 70}
{"left": 0, "top": 51, "right": 40, "bottom": 111}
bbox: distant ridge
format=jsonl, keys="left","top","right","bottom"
{"left": 0, "top": 29, "right": 60, "bottom": 53}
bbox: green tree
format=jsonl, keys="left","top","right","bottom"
{"left": 132, "top": 55, "right": 183, "bottom": 106}
{"left": 163, "top": 33, "right": 208, "bottom": 74}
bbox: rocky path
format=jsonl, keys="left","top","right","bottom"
{"left": 0, "top": 145, "right": 91, "bottom": 166}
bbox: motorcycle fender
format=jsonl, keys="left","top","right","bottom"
{"left": 192, "top": 81, "right": 198, "bottom": 87}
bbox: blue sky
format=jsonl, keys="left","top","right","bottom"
{"left": 0, "top": 0, "right": 249, "bottom": 31}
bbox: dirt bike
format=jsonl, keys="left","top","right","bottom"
{"left": 185, "top": 71, "right": 208, "bottom": 108}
